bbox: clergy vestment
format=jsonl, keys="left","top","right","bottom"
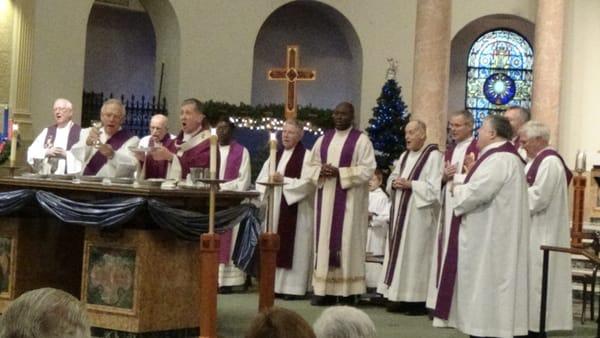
{"left": 433, "top": 141, "right": 529, "bottom": 338}
{"left": 526, "top": 148, "right": 573, "bottom": 332}
{"left": 27, "top": 121, "right": 82, "bottom": 174}
{"left": 377, "top": 144, "right": 443, "bottom": 302}
{"left": 305, "top": 128, "right": 376, "bottom": 297}
{"left": 365, "top": 187, "right": 390, "bottom": 289}
{"left": 426, "top": 137, "right": 478, "bottom": 309}
{"left": 217, "top": 140, "right": 251, "bottom": 287}
{"left": 167, "top": 129, "right": 211, "bottom": 180}
{"left": 512, "top": 135, "right": 528, "bottom": 161}
{"left": 256, "top": 143, "right": 315, "bottom": 296}
{"left": 138, "top": 133, "right": 175, "bottom": 148}
{"left": 139, "top": 134, "right": 176, "bottom": 179}
{"left": 71, "top": 127, "right": 139, "bottom": 177}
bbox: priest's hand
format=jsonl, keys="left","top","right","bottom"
{"left": 443, "top": 161, "right": 457, "bottom": 182}
{"left": 133, "top": 151, "right": 145, "bottom": 162}
{"left": 149, "top": 146, "right": 174, "bottom": 162}
{"left": 97, "top": 144, "right": 115, "bottom": 159}
{"left": 320, "top": 164, "right": 339, "bottom": 178}
{"left": 271, "top": 172, "right": 284, "bottom": 183}
{"left": 86, "top": 128, "right": 101, "bottom": 146}
{"left": 392, "top": 178, "right": 412, "bottom": 190}
{"left": 45, "top": 147, "right": 66, "bottom": 159}
{"left": 463, "top": 152, "right": 476, "bottom": 173}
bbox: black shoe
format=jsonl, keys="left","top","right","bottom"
{"left": 310, "top": 295, "right": 337, "bottom": 306}
{"left": 386, "top": 301, "right": 408, "bottom": 313}
{"left": 339, "top": 295, "right": 358, "bottom": 306}
{"left": 281, "top": 294, "right": 306, "bottom": 301}
{"left": 404, "top": 302, "right": 427, "bottom": 316}
{"left": 218, "top": 286, "right": 233, "bottom": 294}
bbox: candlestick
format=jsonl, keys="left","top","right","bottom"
{"left": 575, "top": 149, "right": 587, "bottom": 174}
{"left": 210, "top": 127, "right": 217, "bottom": 179}
{"left": 3, "top": 106, "right": 8, "bottom": 139}
{"left": 269, "top": 132, "right": 277, "bottom": 179}
{"left": 10, "top": 121, "right": 18, "bottom": 167}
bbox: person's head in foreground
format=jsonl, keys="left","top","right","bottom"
{"left": 0, "top": 287, "right": 91, "bottom": 338}
{"left": 245, "top": 306, "right": 316, "bottom": 338}
{"left": 313, "top": 305, "right": 376, "bottom": 338}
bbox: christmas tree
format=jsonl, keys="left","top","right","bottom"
{"left": 366, "top": 59, "right": 411, "bottom": 171}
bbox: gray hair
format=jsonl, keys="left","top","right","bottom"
{"left": 486, "top": 114, "right": 513, "bottom": 140}
{"left": 101, "top": 98, "right": 126, "bottom": 117}
{"left": 506, "top": 105, "right": 531, "bottom": 124}
{"left": 0, "top": 288, "right": 91, "bottom": 338}
{"left": 521, "top": 120, "right": 550, "bottom": 142}
{"left": 450, "top": 109, "right": 474, "bottom": 127}
{"left": 284, "top": 118, "right": 305, "bottom": 135}
{"left": 53, "top": 98, "right": 73, "bottom": 110}
{"left": 409, "top": 119, "right": 427, "bottom": 134}
{"left": 313, "top": 306, "right": 376, "bottom": 338}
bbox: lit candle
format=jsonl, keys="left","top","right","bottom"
{"left": 10, "top": 121, "right": 18, "bottom": 167}
{"left": 3, "top": 106, "right": 8, "bottom": 139}
{"left": 269, "top": 132, "right": 277, "bottom": 178}
{"left": 209, "top": 127, "right": 217, "bottom": 179}
{"left": 575, "top": 150, "right": 587, "bottom": 173}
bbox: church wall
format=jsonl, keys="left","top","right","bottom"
{"left": 0, "top": 0, "right": 14, "bottom": 105}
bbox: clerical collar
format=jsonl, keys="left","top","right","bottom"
{"left": 480, "top": 140, "right": 507, "bottom": 156}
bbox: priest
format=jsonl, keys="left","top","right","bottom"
{"left": 256, "top": 118, "right": 315, "bottom": 299}
{"left": 215, "top": 117, "right": 251, "bottom": 292}
{"left": 71, "top": 99, "right": 139, "bottom": 177}
{"left": 304, "top": 101, "right": 376, "bottom": 306}
{"left": 135, "top": 114, "right": 176, "bottom": 179}
{"left": 27, "top": 98, "right": 82, "bottom": 174}
{"left": 504, "top": 105, "right": 530, "bottom": 160}
{"left": 520, "top": 121, "right": 573, "bottom": 334}
{"left": 426, "top": 110, "right": 478, "bottom": 311}
{"left": 377, "top": 120, "right": 442, "bottom": 315}
{"left": 433, "top": 115, "right": 529, "bottom": 338}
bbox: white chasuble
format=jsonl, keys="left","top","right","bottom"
{"left": 27, "top": 121, "right": 83, "bottom": 174}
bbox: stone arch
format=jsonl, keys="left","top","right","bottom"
{"left": 251, "top": 1, "right": 363, "bottom": 117}
{"left": 448, "top": 14, "right": 535, "bottom": 118}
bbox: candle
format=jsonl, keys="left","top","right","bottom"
{"left": 575, "top": 150, "right": 587, "bottom": 173}
{"left": 209, "top": 127, "right": 217, "bottom": 179}
{"left": 3, "top": 106, "right": 8, "bottom": 139}
{"left": 10, "top": 121, "right": 18, "bottom": 167}
{"left": 269, "top": 132, "right": 277, "bottom": 177}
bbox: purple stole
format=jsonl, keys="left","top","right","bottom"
{"left": 444, "top": 138, "right": 479, "bottom": 167}
{"left": 383, "top": 144, "right": 439, "bottom": 286}
{"left": 315, "top": 129, "right": 362, "bottom": 268}
{"left": 144, "top": 134, "right": 176, "bottom": 179}
{"left": 526, "top": 148, "right": 573, "bottom": 187}
{"left": 174, "top": 130, "right": 211, "bottom": 179}
{"left": 45, "top": 123, "right": 81, "bottom": 150}
{"left": 434, "top": 141, "right": 522, "bottom": 320}
{"left": 218, "top": 141, "right": 245, "bottom": 264}
{"left": 83, "top": 129, "right": 133, "bottom": 176}
{"left": 275, "top": 143, "right": 306, "bottom": 269}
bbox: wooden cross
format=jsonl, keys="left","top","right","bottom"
{"left": 268, "top": 45, "right": 316, "bottom": 119}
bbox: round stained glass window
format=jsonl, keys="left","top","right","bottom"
{"left": 483, "top": 73, "right": 516, "bottom": 105}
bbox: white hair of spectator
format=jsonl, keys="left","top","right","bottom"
{"left": 521, "top": 120, "right": 550, "bottom": 142}
{"left": 313, "top": 305, "right": 376, "bottom": 338}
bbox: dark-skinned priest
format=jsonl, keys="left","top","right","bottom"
{"left": 433, "top": 115, "right": 529, "bottom": 338}
{"left": 377, "top": 120, "right": 443, "bottom": 315}
{"left": 256, "top": 118, "right": 315, "bottom": 299}
{"left": 304, "top": 101, "right": 376, "bottom": 306}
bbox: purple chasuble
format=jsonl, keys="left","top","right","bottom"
{"left": 174, "top": 130, "right": 212, "bottom": 179}
{"left": 434, "top": 141, "right": 522, "bottom": 320}
{"left": 526, "top": 148, "right": 573, "bottom": 187}
{"left": 383, "top": 144, "right": 439, "bottom": 286}
{"left": 45, "top": 123, "right": 81, "bottom": 150}
{"left": 218, "top": 140, "right": 245, "bottom": 264}
{"left": 315, "top": 129, "right": 362, "bottom": 268}
{"left": 274, "top": 143, "right": 306, "bottom": 269}
{"left": 144, "top": 134, "right": 176, "bottom": 179}
{"left": 83, "top": 129, "right": 133, "bottom": 176}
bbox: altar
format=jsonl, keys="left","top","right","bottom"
{"left": 0, "top": 177, "right": 259, "bottom": 334}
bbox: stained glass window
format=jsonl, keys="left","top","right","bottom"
{"left": 466, "top": 29, "right": 533, "bottom": 130}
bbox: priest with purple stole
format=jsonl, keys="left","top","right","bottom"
{"left": 377, "top": 120, "right": 443, "bottom": 315}
{"left": 134, "top": 114, "right": 176, "bottom": 179}
{"left": 426, "top": 110, "right": 478, "bottom": 311}
{"left": 304, "top": 102, "right": 376, "bottom": 306}
{"left": 520, "top": 121, "right": 573, "bottom": 335}
{"left": 71, "top": 99, "right": 139, "bottom": 177}
{"left": 27, "top": 98, "right": 82, "bottom": 174}
{"left": 150, "top": 98, "right": 211, "bottom": 181}
{"left": 504, "top": 105, "right": 530, "bottom": 161}
{"left": 256, "top": 119, "right": 315, "bottom": 299}
{"left": 433, "top": 115, "right": 529, "bottom": 338}
{"left": 215, "top": 118, "right": 251, "bottom": 292}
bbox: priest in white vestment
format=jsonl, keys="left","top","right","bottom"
{"left": 304, "top": 102, "right": 376, "bottom": 306}
{"left": 256, "top": 119, "right": 315, "bottom": 298}
{"left": 504, "top": 105, "right": 530, "bottom": 161}
{"left": 377, "top": 120, "right": 442, "bottom": 315}
{"left": 71, "top": 99, "right": 139, "bottom": 177}
{"left": 137, "top": 114, "right": 175, "bottom": 149}
{"left": 27, "top": 98, "right": 83, "bottom": 174}
{"left": 426, "top": 110, "right": 478, "bottom": 311}
{"left": 520, "top": 121, "right": 573, "bottom": 334}
{"left": 433, "top": 115, "right": 529, "bottom": 338}
{"left": 365, "top": 170, "right": 389, "bottom": 289}
{"left": 215, "top": 118, "right": 251, "bottom": 291}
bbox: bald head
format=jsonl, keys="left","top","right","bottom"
{"left": 405, "top": 120, "right": 427, "bottom": 151}
{"left": 149, "top": 114, "right": 169, "bottom": 142}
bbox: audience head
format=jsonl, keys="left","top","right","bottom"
{"left": 333, "top": 102, "right": 354, "bottom": 131}
{"left": 216, "top": 117, "right": 235, "bottom": 146}
{"left": 0, "top": 287, "right": 91, "bottom": 338}
{"left": 519, "top": 120, "right": 550, "bottom": 159}
{"left": 180, "top": 98, "right": 206, "bottom": 134}
{"left": 369, "top": 169, "right": 383, "bottom": 192}
{"left": 149, "top": 114, "right": 169, "bottom": 142}
{"left": 503, "top": 106, "right": 530, "bottom": 137}
{"left": 100, "top": 98, "right": 126, "bottom": 136}
{"left": 245, "top": 306, "right": 316, "bottom": 338}
{"left": 282, "top": 118, "right": 304, "bottom": 150}
{"left": 52, "top": 98, "right": 74, "bottom": 128}
{"left": 448, "top": 110, "right": 474, "bottom": 143}
{"left": 313, "top": 305, "right": 376, "bottom": 338}
{"left": 477, "top": 114, "right": 512, "bottom": 150}
{"left": 405, "top": 119, "right": 427, "bottom": 151}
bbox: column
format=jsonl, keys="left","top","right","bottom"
{"left": 411, "top": 0, "right": 452, "bottom": 147}
{"left": 531, "top": 0, "right": 566, "bottom": 146}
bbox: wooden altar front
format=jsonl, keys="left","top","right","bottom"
{"left": 0, "top": 177, "right": 258, "bottom": 334}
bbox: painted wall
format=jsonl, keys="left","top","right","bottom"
{"left": 0, "top": 0, "right": 14, "bottom": 104}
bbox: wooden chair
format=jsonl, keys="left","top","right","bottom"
{"left": 572, "top": 232, "right": 600, "bottom": 323}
